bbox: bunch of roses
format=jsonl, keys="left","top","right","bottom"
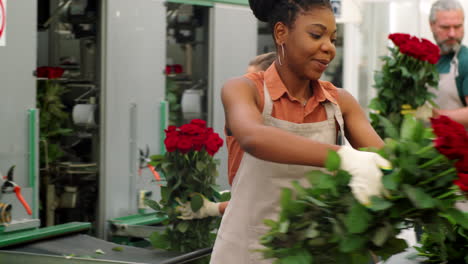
{"left": 389, "top": 33, "right": 440, "bottom": 64}
{"left": 36, "top": 66, "right": 65, "bottom": 79}
{"left": 431, "top": 115, "right": 468, "bottom": 191}
{"left": 164, "top": 119, "right": 224, "bottom": 156}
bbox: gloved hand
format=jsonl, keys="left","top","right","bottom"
{"left": 400, "top": 103, "right": 434, "bottom": 121}
{"left": 176, "top": 196, "right": 221, "bottom": 220}
{"left": 337, "top": 146, "right": 392, "bottom": 206}
{"left": 414, "top": 102, "right": 434, "bottom": 121}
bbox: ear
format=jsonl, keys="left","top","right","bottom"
{"left": 273, "top": 22, "right": 288, "bottom": 46}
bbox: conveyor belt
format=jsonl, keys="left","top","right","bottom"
{"left": 1, "top": 233, "right": 211, "bottom": 264}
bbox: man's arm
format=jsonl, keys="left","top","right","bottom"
{"left": 433, "top": 96, "right": 468, "bottom": 126}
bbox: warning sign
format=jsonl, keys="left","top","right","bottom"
{"left": 0, "top": 0, "right": 6, "bottom": 46}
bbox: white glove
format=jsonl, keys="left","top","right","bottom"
{"left": 414, "top": 102, "right": 434, "bottom": 121}
{"left": 400, "top": 102, "right": 434, "bottom": 121}
{"left": 176, "top": 196, "right": 221, "bottom": 220}
{"left": 337, "top": 146, "right": 392, "bottom": 206}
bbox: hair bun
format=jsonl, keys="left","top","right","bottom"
{"left": 249, "top": 0, "right": 276, "bottom": 22}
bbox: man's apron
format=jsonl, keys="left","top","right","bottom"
{"left": 210, "top": 82, "right": 345, "bottom": 264}
{"left": 433, "top": 50, "right": 464, "bottom": 109}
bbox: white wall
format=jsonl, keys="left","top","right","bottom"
{"left": 0, "top": 0, "right": 38, "bottom": 219}
{"left": 209, "top": 4, "right": 257, "bottom": 190}
{"left": 99, "top": 0, "right": 166, "bottom": 238}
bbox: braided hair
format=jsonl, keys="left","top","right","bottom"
{"left": 249, "top": 0, "right": 332, "bottom": 32}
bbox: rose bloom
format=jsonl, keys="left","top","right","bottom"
{"left": 205, "top": 133, "right": 224, "bottom": 156}
{"left": 177, "top": 136, "right": 193, "bottom": 154}
{"left": 164, "top": 135, "right": 179, "bottom": 152}
{"left": 180, "top": 123, "right": 204, "bottom": 136}
{"left": 190, "top": 119, "right": 207, "bottom": 128}
{"left": 454, "top": 172, "right": 468, "bottom": 191}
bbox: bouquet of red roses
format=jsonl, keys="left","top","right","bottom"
{"left": 260, "top": 115, "right": 468, "bottom": 264}
{"left": 370, "top": 33, "right": 440, "bottom": 138}
{"left": 163, "top": 119, "right": 224, "bottom": 156}
{"left": 414, "top": 116, "right": 468, "bottom": 263}
{"left": 145, "top": 119, "right": 224, "bottom": 262}
{"left": 432, "top": 115, "right": 468, "bottom": 191}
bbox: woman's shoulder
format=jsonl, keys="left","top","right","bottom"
{"left": 317, "top": 80, "right": 340, "bottom": 101}
{"left": 222, "top": 72, "right": 264, "bottom": 96}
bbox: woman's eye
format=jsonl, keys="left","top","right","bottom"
{"left": 309, "top": 33, "right": 321, "bottom": 39}
{"left": 331, "top": 38, "right": 337, "bottom": 44}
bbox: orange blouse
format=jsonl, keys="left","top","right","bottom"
{"left": 226, "top": 63, "right": 339, "bottom": 185}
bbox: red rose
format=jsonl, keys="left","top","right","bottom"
{"left": 455, "top": 154, "right": 468, "bottom": 172}
{"left": 389, "top": 33, "right": 411, "bottom": 47}
{"left": 389, "top": 33, "right": 440, "bottom": 64}
{"left": 180, "top": 123, "right": 204, "bottom": 136}
{"left": 454, "top": 172, "right": 468, "bottom": 191}
{"left": 204, "top": 132, "right": 224, "bottom": 156}
{"left": 192, "top": 134, "right": 208, "bottom": 151}
{"left": 190, "top": 119, "right": 207, "bottom": 128}
{"left": 164, "top": 134, "right": 179, "bottom": 152}
{"left": 177, "top": 136, "right": 193, "bottom": 154}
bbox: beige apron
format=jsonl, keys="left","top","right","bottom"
{"left": 433, "top": 50, "right": 464, "bottom": 110}
{"left": 210, "top": 82, "right": 345, "bottom": 264}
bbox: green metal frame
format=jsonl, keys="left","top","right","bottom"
{"left": 0, "top": 222, "right": 91, "bottom": 248}
{"left": 109, "top": 213, "right": 167, "bottom": 226}
{"left": 28, "top": 108, "right": 38, "bottom": 218}
{"left": 108, "top": 213, "right": 167, "bottom": 246}
{"left": 159, "top": 101, "right": 168, "bottom": 155}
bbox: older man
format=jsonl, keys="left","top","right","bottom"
{"left": 429, "top": 0, "right": 468, "bottom": 126}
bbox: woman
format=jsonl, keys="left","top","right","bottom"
{"left": 210, "top": 0, "right": 390, "bottom": 262}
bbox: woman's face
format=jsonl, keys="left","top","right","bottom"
{"left": 282, "top": 7, "right": 337, "bottom": 80}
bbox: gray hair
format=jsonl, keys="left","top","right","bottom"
{"left": 430, "top": 0, "right": 464, "bottom": 23}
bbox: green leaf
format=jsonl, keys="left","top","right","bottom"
{"left": 149, "top": 231, "right": 170, "bottom": 250}
{"left": 144, "top": 199, "right": 161, "bottom": 211}
{"left": 369, "top": 196, "right": 393, "bottom": 211}
{"left": 371, "top": 223, "right": 393, "bottom": 246}
{"left": 176, "top": 221, "right": 190, "bottom": 233}
{"left": 190, "top": 194, "right": 204, "bottom": 212}
{"left": 445, "top": 208, "right": 468, "bottom": 229}
{"left": 369, "top": 98, "right": 384, "bottom": 111}
{"left": 305, "top": 222, "right": 320, "bottom": 238}
{"left": 305, "top": 196, "right": 328, "bottom": 207}
{"left": 402, "top": 184, "right": 436, "bottom": 209}
{"left": 380, "top": 237, "right": 408, "bottom": 259}
{"left": 306, "top": 170, "right": 328, "bottom": 185}
{"left": 317, "top": 174, "right": 336, "bottom": 190}
{"left": 160, "top": 186, "right": 170, "bottom": 203}
{"left": 196, "top": 161, "right": 206, "bottom": 171}
{"left": 400, "top": 115, "right": 425, "bottom": 142}
{"left": 382, "top": 170, "right": 400, "bottom": 191}
{"left": 339, "top": 235, "right": 367, "bottom": 252}
{"left": 378, "top": 116, "right": 399, "bottom": 139}
{"left": 345, "top": 202, "right": 372, "bottom": 234}
{"left": 279, "top": 220, "right": 290, "bottom": 233}
{"left": 291, "top": 181, "right": 308, "bottom": 198}
{"left": 280, "top": 188, "right": 293, "bottom": 210}
{"left": 111, "top": 247, "right": 124, "bottom": 252}
{"left": 325, "top": 150, "right": 341, "bottom": 171}
{"left": 279, "top": 249, "right": 313, "bottom": 264}
{"left": 263, "top": 219, "right": 278, "bottom": 229}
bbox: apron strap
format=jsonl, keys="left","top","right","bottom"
{"left": 324, "top": 102, "right": 345, "bottom": 145}
{"left": 262, "top": 81, "right": 273, "bottom": 117}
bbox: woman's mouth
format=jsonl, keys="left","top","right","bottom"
{"left": 313, "top": 59, "right": 329, "bottom": 71}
